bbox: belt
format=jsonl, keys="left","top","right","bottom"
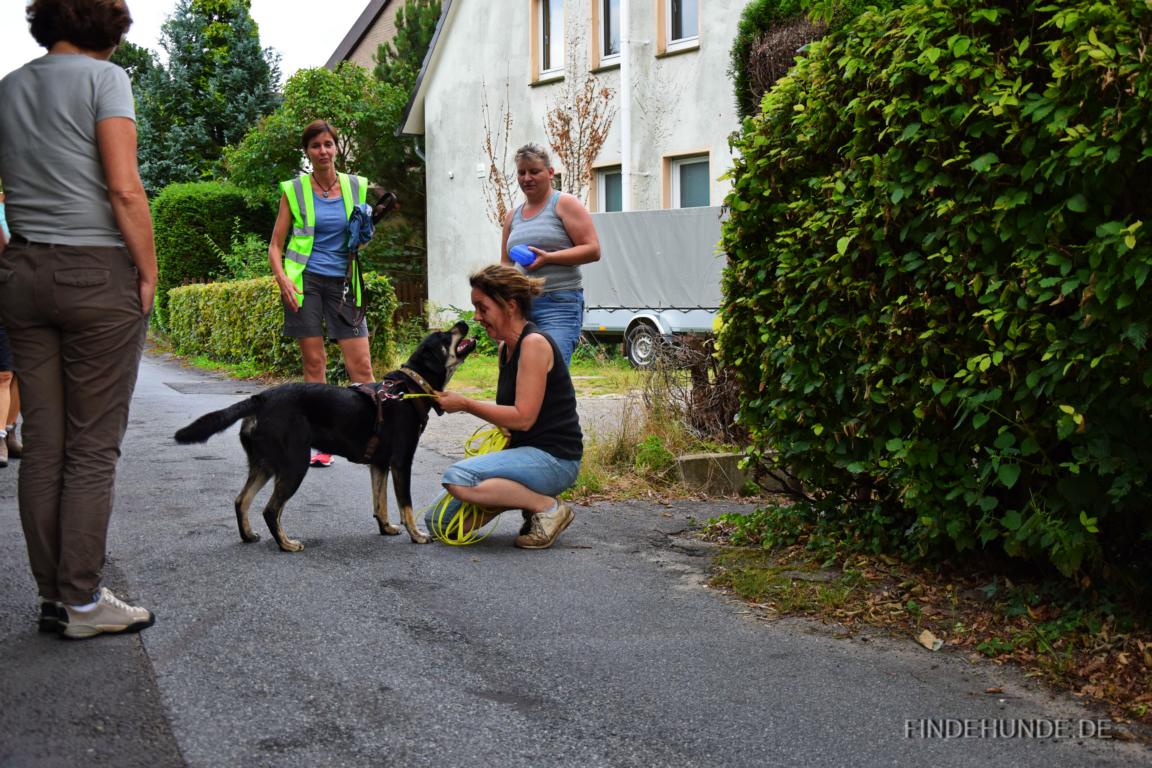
{"left": 9, "top": 233, "right": 56, "bottom": 247}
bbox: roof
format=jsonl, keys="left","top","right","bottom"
{"left": 398, "top": 0, "right": 457, "bottom": 136}
{"left": 326, "top": 0, "right": 395, "bottom": 69}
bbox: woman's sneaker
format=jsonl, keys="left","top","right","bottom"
{"left": 514, "top": 502, "right": 574, "bottom": 549}
{"left": 62, "top": 588, "right": 155, "bottom": 639}
{"left": 310, "top": 450, "right": 335, "bottom": 467}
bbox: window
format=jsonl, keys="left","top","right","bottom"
{"left": 658, "top": 0, "right": 698, "bottom": 54}
{"left": 601, "top": 0, "right": 620, "bottom": 62}
{"left": 669, "top": 0, "right": 697, "bottom": 43}
{"left": 595, "top": 167, "right": 623, "bottom": 212}
{"left": 670, "top": 155, "right": 709, "bottom": 208}
{"left": 538, "top": 0, "right": 565, "bottom": 77}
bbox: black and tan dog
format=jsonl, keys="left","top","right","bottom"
{"left": 174, "top": 322, "right": 475, "bottom": 551}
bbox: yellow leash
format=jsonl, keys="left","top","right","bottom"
{"left": 426, "top": 426, "right": 508, "bottom": 545}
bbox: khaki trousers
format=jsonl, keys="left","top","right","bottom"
{"left": 0, "top": 240, "right": 147, "bottom": 605}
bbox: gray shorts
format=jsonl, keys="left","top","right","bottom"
{"left": 282, "top": 271, "right": 368, "bottom": 340}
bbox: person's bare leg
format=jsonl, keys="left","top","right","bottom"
{"left": 5, "top": 376, "right": 18, "bottom": 426}
{"left": 337, "top": 336, "right": 374, "bottom": 383}
{"left": 445, "top": 478, "right": 554, "bottom": 515}
{"left": 298, "top": 337, "right": 327, "bottom": 383}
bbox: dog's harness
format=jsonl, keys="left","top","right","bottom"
{"left": 348, "top": 367, "right": 443, "bottom": 463}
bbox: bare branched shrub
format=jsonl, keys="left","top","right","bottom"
{"left": 641, "top": 336, "right": 747, "bottom": 447}
{"left": 544, "top": 77, "right": 617, "bottom": 204}
{"left": 480, "top": 81, "right": 519, "bottom": 225}
{"left": 543, "top": 28, "right": 617, "bottom": 205}
{"left": 746, "top": 16, "right": 827, "bottom": 113}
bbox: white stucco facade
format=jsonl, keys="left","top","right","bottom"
{"left": 403, "top": 0, "right": 751, "bottom": 316}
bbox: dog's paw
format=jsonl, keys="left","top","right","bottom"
{"left": 241, "top": 532, "right": 261, "bottom": 543}
{"left": 278, "top": 538, "right": 305, "bottom": 553}
{"left": 376, "top": 521, "right": 401, "bottom": 536}
{"left": 409, "top": 531, "right": 431, "bottom": 545}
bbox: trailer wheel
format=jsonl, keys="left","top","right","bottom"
{"left": 624, "top": 321, "right": 661, "bottom": 369}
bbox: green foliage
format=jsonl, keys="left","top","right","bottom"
{"left": 633, "top": 435, "right": 675, "bottom": 474}
{"left": 166, "top": 272, "right": 399, "bottom": 380}
{"left": 136, "top": 0, "right": 280, "bottom": 193}
{"left": 151, "top": 181, "right": 276, "bottom": 327}
{"left": 110, "top": 40, "right": 157, "bottom": 89}
{"left": 205, "top": 218, "right": 270, "bottom": 281}
{"left": 720, "top": 0, "right": 1152, "bottom": 577}
{"left": 374, "top": 0, "right": 441, "bottom": 88}
{"left": 224, "top": 64, "right": 400, "bottom": 188}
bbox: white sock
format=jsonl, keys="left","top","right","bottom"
{"left": 541, "top": 499, "right": 559, "bottom": 516}
{"left": 0, "top": 430, "right": 6, "bottom": 439}
{"left": 69, "top": 593, "right": 102, "bottom": 612}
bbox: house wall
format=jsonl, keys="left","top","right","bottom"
{"left": 421, "top": 0, "right": 749, "bottom": 316}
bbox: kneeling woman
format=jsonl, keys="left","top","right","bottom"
{"left": 436, "top": 265, "right": 582, "bottom": 549}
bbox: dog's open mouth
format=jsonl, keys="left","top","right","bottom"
{"left": 457, "top": 338, "right": 476, "bottom": 357}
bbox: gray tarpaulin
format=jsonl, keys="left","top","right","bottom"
{"left": 585, "top": 206, "right": 726, "bottom": 311}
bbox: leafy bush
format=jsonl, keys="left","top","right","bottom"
{"left": 206, "top": 218, "right": 272, "bottom": 281}
{"left": 152, "top": 181, "right": 276, "bottom": 327}
{"left": 720, "top": 0, "right": 1152, "bottom": 576}
{"left": 166, "top": 272, "right": 399, "bottom": 380}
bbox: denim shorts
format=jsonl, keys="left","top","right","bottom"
{"left": 442, "top": 445, "right": 581, "bottom": 497}
{"left": 530, "top": 289, "right": 584, "bottom": 367}
{"left": 282, "top": 271, "right": 368, "bottom": 340}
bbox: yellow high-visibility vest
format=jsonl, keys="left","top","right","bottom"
{"left": 279, "top": 172, "right": 368, "bottom": 306}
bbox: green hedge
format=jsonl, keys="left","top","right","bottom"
{"left": 720, "top": 0, "right": 1152, "bottom": 576}
{"left": 152, "top": 182, "right": 277, "bottom": 327}
{"left": 167, "top": 272, "right": 399, "bottom": 380}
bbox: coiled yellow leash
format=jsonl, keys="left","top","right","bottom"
{"left": 426, "top": 426, "right": 509, "bottom": 545}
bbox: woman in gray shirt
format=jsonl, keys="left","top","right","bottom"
{"left": 0, "top": 0, "right": 157, "bottom": 640}
{"left": 501, "top": 143, "right": 600, "bottom": 367}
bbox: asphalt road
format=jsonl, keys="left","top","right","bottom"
{"left": 0, "top": 349, "right": 1147, "bottom": 767}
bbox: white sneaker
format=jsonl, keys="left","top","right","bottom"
{"left": 62, "top": 588, "right": 155, "bottom": 639}
{"left": 514, "top": 502, "right": 574, "bottom": 549}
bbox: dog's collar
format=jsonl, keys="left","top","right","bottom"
{"left": 398, "top": 367, "right": 443, "bottom": 415}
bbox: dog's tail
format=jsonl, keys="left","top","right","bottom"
{"left": 174, "top": 398, "right": 260, "bottom": 444}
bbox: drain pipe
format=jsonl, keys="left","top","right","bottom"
{"left": 620, "top": 0, "right": 631, "bottom": 212}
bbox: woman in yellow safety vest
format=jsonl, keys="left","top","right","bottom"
{"left": 268, "top": 119, "right": 372, "bottom": 467}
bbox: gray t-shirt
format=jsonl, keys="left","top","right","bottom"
{"left": 508, "top": 191, "right": 582, "bottom": 292}
{"left": 0, "top": 54, "right": 136, "bottom": 246}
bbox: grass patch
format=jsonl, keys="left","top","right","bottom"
{"left": 182, "top": 354, "right": 270, "bottom": 381}
{"left": 444, "top": 350, "right": 640, "bottom": 399}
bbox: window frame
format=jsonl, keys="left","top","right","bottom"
{"left": 591, "top": 0, "right": 621, "bottom": 70}
{"left": 656, "top": 0, "right": 699, "bottom": 56}
{"left": 592, "top": 164, "right": 623, "bottom": 212}
{"left": 532, "top": 0, "right": 566, "bottom": 83}
{"left": 663, "top": 152, "right": 711, "bottom": 209}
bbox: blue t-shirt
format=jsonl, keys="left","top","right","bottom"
{"left": 305, "top": 193, "right": 350, "bottom": 277}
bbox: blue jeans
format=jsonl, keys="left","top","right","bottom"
{"left": 530, "top": 289, "right": 584, "bottom": 367}
{"left": 442, "top": 446, "right": 581, "bottom": 497}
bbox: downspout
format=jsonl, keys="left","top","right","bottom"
{"left": 620, "top": 0, "right": 631, "bottom": 211}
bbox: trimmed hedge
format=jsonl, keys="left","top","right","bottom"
{"left": 167, "top": 272, "right": 399, "bottom": 380}
{"left": 152, "top": 182, "right": 277, "bottom": 327}
{"left": 720, "top": 0, "right": 1152, "bottom": 576}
